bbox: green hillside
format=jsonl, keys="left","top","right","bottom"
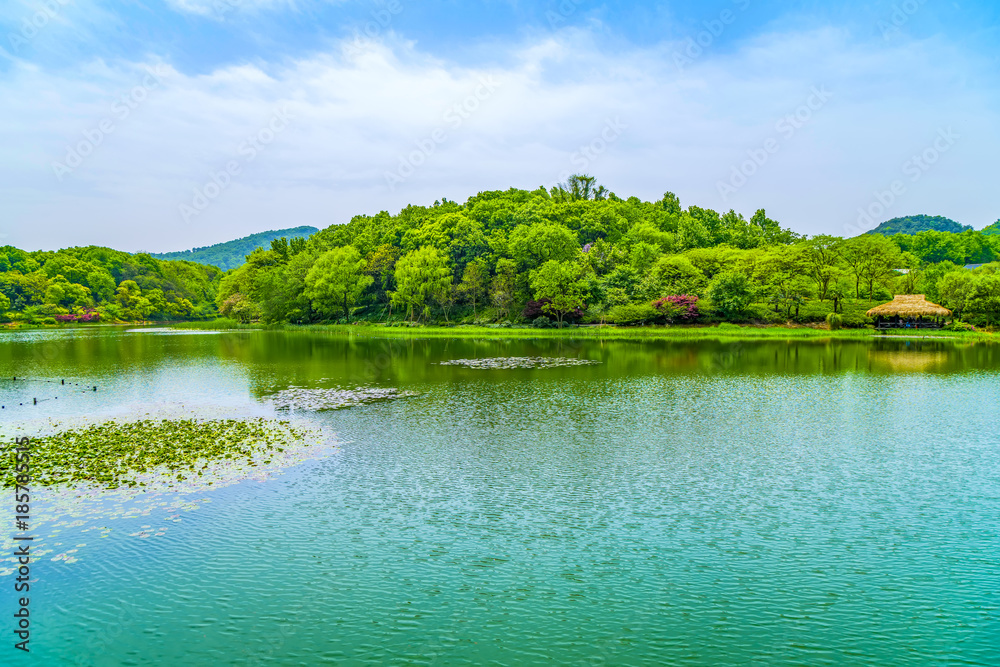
{"left": 152, "top": 227, "right": 319, "bottom": 271}
{"left": 982, "top": 220, "right": 1000, "bottom": 236}
{"left": 0, "top": 245, "right": 222, "bottom": 323}
{"left": 866, "top": 215, "right": 972, "bottom": 236}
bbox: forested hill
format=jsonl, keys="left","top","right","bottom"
{"left": 866, "top": 215, "right": 972, "bottom": 236}
{"left": 214, "top": 176, "right": 1000, "bottom": 327}
{"left": 982, "top": 220, "right": 1000, "bottom": 236}
{"left": 151, "top": 226, "right": 318, "bottom": 271}
{"left": 3, "top": 177, "right": 1000, "bottom": 328}
{"left": 0, "top": 245, "right": 222, "bottom": 323}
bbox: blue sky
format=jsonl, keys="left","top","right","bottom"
{"left": 2, "top": 0, "right": 999, "bottom": 250}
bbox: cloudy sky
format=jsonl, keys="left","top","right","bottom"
{"left": 1, "top": 0, "right": 998, "bottom": 251}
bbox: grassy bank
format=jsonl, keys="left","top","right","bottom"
{"left": 246, "top": 323, "right": 996, "bottom": 342}
{"left": 6, "top": 318, "right": 994, "bottom": 342}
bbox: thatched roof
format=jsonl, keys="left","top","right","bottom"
{"left": 866, "top": 294, "right": 951, "bottom": 318}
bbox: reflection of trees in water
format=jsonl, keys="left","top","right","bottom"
{"left": 0, "top": 329, "right": 204, "bottom": 377}
{"left": 232, "top": 335, "right": 1000, "bottom": 400}
{"left": 7, "top": 331, "right": 996, "bottom": 401}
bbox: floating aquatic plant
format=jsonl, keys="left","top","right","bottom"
{"left": 0, "top": 418, "right": 310, "bottom": 490}
{"left": 439, "top": 357, "right": 601, "bottom": 370}
{"left": 265, "top": 386, "right": 417, "bottom": 411}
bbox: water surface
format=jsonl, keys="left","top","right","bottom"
{"left": 2, "top": 329, "right": 998, "bottom": 665}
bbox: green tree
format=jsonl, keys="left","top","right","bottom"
{"left": 490, "top": 258, "right": 517, "bottom": 321}
{"left": 550, "top": 174, "right": 608, "bottom": 202}
{"left": 45, "top": 275, "right": 92, "bottom": 309}
{"left": 708, "top": 271, "right": 754, "bottom": 319}
{"left": 219, "top": 293, "right": 261, "bottom": 323}
{"left": 530, "top": 260, "right": 588, "bottom": 325}
{"left": 838, "top": 235, "right": 901, "bottom": 299}
{"left": 508, "top": 223, "right": 579, "bottom": 271}
{"left": 938, "top": 271, "right": 978, "bottom": 319}
{"left": 801, "top": 235, "right": 842, "bottom": 301}
{"left": 858, "top": 236, "right": 903, "bottom": 301}
{"left": 965, "top": 274, "right": 1000, "bottom": 325}
{"left": 457, "top": 259, "right": 489, "bottom": 318}
{"left": 645, "top": 255, "right": 706, "bottom": 298}
{"left": 391, "top": 246, "right": 452, "bottom": 321}
{"left": 304, "top": 246, "right": 373, "bottom": 321}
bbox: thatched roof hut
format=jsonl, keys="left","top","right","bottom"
{"left": 866, "top": 294, "right": 951, "bottom": 319}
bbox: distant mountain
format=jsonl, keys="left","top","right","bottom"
{"left": 866, "top": 215, "right": 972, "bottom": 236}
{"left": 150, "top": 227, "right": 318, "bottom": 271}
{"left": 982, "top": 220, "right": 1000, "bottom": 236}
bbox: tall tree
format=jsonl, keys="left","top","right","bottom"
{"left": 457, "top": 260, "right": 489, "bottom": 318}
{"left": 391, "top": 246, "right": 452, "bottom": 321}
{"left": 801, "top": 235, "right": 842, "bottom": 301}
{"left": 857, "top": 235, "right": 903, "bottom": 300}
{"left": 490, "top": 258, "right": 517, "bottom": 321}
{"left": 304, "top": 246, "right": 373, "bottom": 321}
{"left": 529, "top": 260, "right": 588, "bottom": 325}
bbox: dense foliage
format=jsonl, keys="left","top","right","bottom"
{"left": 151, "top": 226, "right": 318, "bottom": 271}
{"left": 209, "top": 176, "right": 1000, "bottom": 328}
{"left": 0, "top": 245, "right": 221, "bottom": 324}
{"left": 866, "top": 215, "right": 972, "bottom": 236}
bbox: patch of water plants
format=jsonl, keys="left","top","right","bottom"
{"left": 439, "top": 357, "right": 602, "bottom": 369}
{"left": 1, "top": 418, "right": 310, "bottom": 490}
{"left": 265, "top": 386, "right": 417, "bottom": 411}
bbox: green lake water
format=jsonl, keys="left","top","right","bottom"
{"left": 1, "top": 329, "right": 999, "bottom": 665}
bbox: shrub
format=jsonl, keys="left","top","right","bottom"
{"left": 746, "top": 303, "right": 785, "bottom": 324}
{"left": 826, "top": 312, "right": 844, "bottom": 330}
{"left": 522, "top": 298, "right": 583, "bottom": 323}
{"left": 707, "top": 271, "right": 754, "bottom": 318}
{"left": 947, "top": 321, "right": 976, "bottom": 332}
{"left": 532, "top": 316, "right": 552, "bottom": 328}
{"left": 839, "top": 312, "right": 872, "bottom": 328}
{"left": 607, "top": 303, "right": 659, "bottom": 325}
{"left": 652, "top": 295, "right": 699, "bottom": 323}
{"left": 52, "top": 312, "right": 101, "bottom": 324}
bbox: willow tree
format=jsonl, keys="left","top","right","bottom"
{"left": 390, "top": 246, "right": 452, "bottom": 321}
{"left": 304, "top": 246, "right": 373, "bottom": 321}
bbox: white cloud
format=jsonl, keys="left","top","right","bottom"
{"left": 0, "top": 26, "right": 997, "bottom": 251}
{"left": 164, "top": 0, "right": 295, "bottom": 18}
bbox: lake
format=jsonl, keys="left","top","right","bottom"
{"left": 2, "top": 328, "right": 999, "bottom": 665}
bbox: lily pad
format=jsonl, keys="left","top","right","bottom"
{"left": 439, "top": 357, "right": 601, "bottom": 370}
{"left": 265, "top": 386, "right": 417, "bottom": 411}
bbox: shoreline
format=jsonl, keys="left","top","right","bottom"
{"left": 190, "top": 322, "right": 995, "bottom": 342}
{"left": 3, "top": 322, "right": 994, "bottom": 342}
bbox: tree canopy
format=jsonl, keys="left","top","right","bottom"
{"left": 0, "top": 245, "right": 221, "bottom": 323}
{"left": 5, "top": 177, "right": 1000, "bottom": 329}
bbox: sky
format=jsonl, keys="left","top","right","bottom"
{"left": 1, "top": 0, "right": 998, "bottom": 252}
